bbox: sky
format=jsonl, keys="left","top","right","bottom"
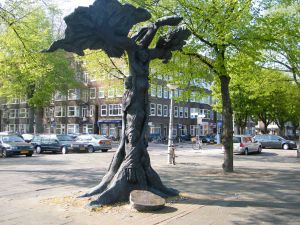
{"left": 52, "top": 0, "right": 95, "bottom": 15}
{"left": 0, "top": 0, "right": 95, "bottom": 15}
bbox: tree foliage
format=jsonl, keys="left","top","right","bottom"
{"left": 0, "top": 0, "right": 77, "bottom": 107}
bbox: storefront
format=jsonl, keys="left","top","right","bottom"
{"left": 97, "top": 120, "right": 122, "bottom": 138}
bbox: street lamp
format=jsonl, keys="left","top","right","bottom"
{"left": 167, "top": 83, "right": 179, "bottom": 164}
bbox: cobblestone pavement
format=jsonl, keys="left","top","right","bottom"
{"left": 0, "top": 144, "right": 299, "bottom": 225}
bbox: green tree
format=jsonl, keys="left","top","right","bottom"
{"left": 0, "top": 0, "right": 77, "bottom": 132}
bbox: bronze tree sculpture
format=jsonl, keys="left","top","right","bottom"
{"left": 46, "top": 0, "right": 190, "bottom": 207}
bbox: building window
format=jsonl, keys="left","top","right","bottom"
{"left": 174, "top": 106, "right": 178, "bottom": 118}
{"left": 190, "top": 108, "right": 199, "bottom": 118}
{"left": 190, "top": 92, "right": 196, "bottom": 102}
{"left": 151, "top": 85, "right": 156, "bottom": 97}
{"left": 116, "top": 88, "right": 123, "bottom": 97}
{"left": 184, "top": 107, "right": 189, "bottom": 118}
{"left": 83, "top": 124, "right": 94, "bottom": 134}
{"left": 109, "top": 104, "right": 122, "bottom": 116}
{"left": 54, "top": 106, "right": 66, "bottom": 117}
{"left": 101, "top": 105, "right": 107, "bottom": 116}
{"left": 56, "top": 124, "right": 66, "bottom": 134}
{"left": 163, "top": 105, "right": 168, "bottom": 117}
{"left": 19, "top": 108, "right": 28, "bottom": 118}
{"left": 179, "top": 90, "right": 183, "bottom": 97}
{"left": 149, "top": 126, "right": 161, "bottom": 135}
{"left": 19, "top": 97, "right": 27, "bottom": 104}
{"left": 67, "top": 124, "right": 79, "bottom": 134}
{"left": 190, "top": 125, "right": 196, "bottom": 136}
{"left": 98, "top": 88, "right": 105, "bottom": 98}
{"left": 9, "top": 109, "right": 18, "bottom": 118}
{"left": 163, "top": 88, "right": 168, "bottom": 99}
{"left": 68, "top": 106, "right": 80, "bottom": 117}
{"left": 68, "top": 89, "right": 80, "bottom": 100}
{"left": 174, "top": 89, "right": 179, "bottom": 98}
{"left": 157, "top": 104, "right": 162, "bottom": 116}
{"left": 82, "top": 107, "right": 88, "bottom": 118}
{"left": 201, "top": 109, "right": 210, "bottom": 119}
{"left": 9, "top": 124, "right": 16, "bottom": 132}
{"left": 90, "top": 105, "right": 95, "bottom": 117}
{"left": 82, "top": 90, "right": 88, "bottom": 102}
{"left": 19, "top": 124, "right": 29, "bottom": 133}
{"left": 83, "top": 71, "right": 89, "bottom": 83}
{"left": 157, "top": 85, "right": 162, "bottom": 98}
{"left": 179, "top": 107, "right": 184, "bottom": 118}
{"left": 181, "top": 125, "right": 188, "bottom": 135}
{"left": 169, "top": 90, "right": 172, "bottom": 99}
{"left": 100, "top": 124, "right": 108, "bottom": 136}
{"left": 54, "top": 91, "right": 66, "bottom": 101}
{"left": 8, "top": 98, "right": 19, "bottom": 104}
{"left": 90, "top": 88, "right": 96, "bottom": 99}
{"left": 150, "top": 103, "right": 156, "bottom": 116}
{"left": 108, "top": 89, "right": 115, "bottom": 98}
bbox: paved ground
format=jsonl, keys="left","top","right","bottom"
{"left": 0, "top": 144, "right": 299, "bottom": 225}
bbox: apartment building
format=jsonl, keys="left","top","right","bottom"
{"left": 0, "top": 75, "right": 221, "bottom": 139}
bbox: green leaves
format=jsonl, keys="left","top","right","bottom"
{"left": 0, "top": 0, "right": 77, "bottom": 107}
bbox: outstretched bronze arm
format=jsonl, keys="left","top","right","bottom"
{"left": 149, "top": 26, "right": 191, "bottom": 63}
{"left": 132, "top": 16, "right": 183, "bottom": 48}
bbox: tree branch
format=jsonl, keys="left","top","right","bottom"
{"left": 182, "top": 51, "right": 215, "bottom": 70}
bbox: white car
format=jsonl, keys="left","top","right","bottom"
{"left": 74, "top": 134, "right": 112, "bottom": 153}
{"left": 233, "top": 135, "right": 262, "bottom": 155}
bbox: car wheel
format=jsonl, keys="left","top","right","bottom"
{"left": 36, "top": 146, "right": 42, "bottom": 154}
{"left": 245, "top": 148, "right": 249, "bottom": 155}
{"left": 2, "top": 149, "right": 7, "bottom": 158}
{"left": 61, "top": 146, "right": 68, "bottom": 154}
{"left": 87, "top": 146, "right": 94, "bottom": 153}
{"left": 257, "top": 146, "right": 262, "bottom": 153}
{"left": 101, "top": 149, "right": 108, "bottom": 153}
{"left": 283, "top": 144, "right": 289, "bottom": 150}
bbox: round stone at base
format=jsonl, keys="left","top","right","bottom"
{"left": 130, "top": 190, "right": 166, "bottom": 211}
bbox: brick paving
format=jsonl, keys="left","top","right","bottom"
{"left": 0, "top": 144, "right": 300, "bottom": 225}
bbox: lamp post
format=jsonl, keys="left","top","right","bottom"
{"left": 167, "top": 83, "right": 178, "bottom": 164}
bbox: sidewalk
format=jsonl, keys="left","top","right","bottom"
{"left": 0, "top": 147, "right": 299, "bottom": 225}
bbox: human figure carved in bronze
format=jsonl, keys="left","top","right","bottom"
{"left": 45, "top": 0, "right": 190, "bottom": 207}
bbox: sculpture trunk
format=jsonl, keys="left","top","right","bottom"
{"left": 81, "top": 48, "right": 178, "bottom": 206}
{"left": 44, "top": 0, "right": 191, "bottom": 207}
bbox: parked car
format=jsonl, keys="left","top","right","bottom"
{"left": 74, "top": 134, "right": 112, "bottom": 152}
{"left": 31, "top": 134, "right": 78, "bottom": 154}
{"left": 204, "top": 134, "right": 217, "bottom": 144}
{"left": 0, "top": 134, "right": 34, "bottom": 157}
{"left": 233, "top": 135, "right": 262, "bottom": 155}
{"left": 253, "top": 134, "right": 297, "bottom": 150}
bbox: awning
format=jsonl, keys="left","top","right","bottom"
{"left": 97, "top": 120, "right": 122, "bottom": 124}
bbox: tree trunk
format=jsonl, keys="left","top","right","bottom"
{"left": 28, "top": 107, "right": 35, "bottom": 133}
{"left": 35, "top": 108, "right": 44, "bottom": 133}
{"left": 220, "top": 75, "right": 233, "bottom": 172}
{"left": 80, "top": 48, "right": 178, "bottom": 207}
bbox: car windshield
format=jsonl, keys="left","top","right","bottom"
{"left": 2, "top": 135, "right": 25, "bottom": 143}
{"left": 233, "top": 137, "right": 241, "bottom": 143}
{"left": 57, "top": 135, "right": 73, "bottom": 141}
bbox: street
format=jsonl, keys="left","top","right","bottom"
{"left": 0, "top": 144, "right": 299, "bottom": 225}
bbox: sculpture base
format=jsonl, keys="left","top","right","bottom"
{"left": 130, "top": 190, "right": 166, "bottom": 211}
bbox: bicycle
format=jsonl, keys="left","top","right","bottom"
{"left": 192, "top": 136, "right": 203, "bottom": 150}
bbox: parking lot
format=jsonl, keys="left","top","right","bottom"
{"left": 0, "top": 144, "right": 300, "bottom": 225}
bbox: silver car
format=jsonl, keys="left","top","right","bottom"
{"left": 74, "top": 134, "right": 112, "bottom": 153}
{"left": 233, "top": 135, "right": 262, "bottom": 155}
